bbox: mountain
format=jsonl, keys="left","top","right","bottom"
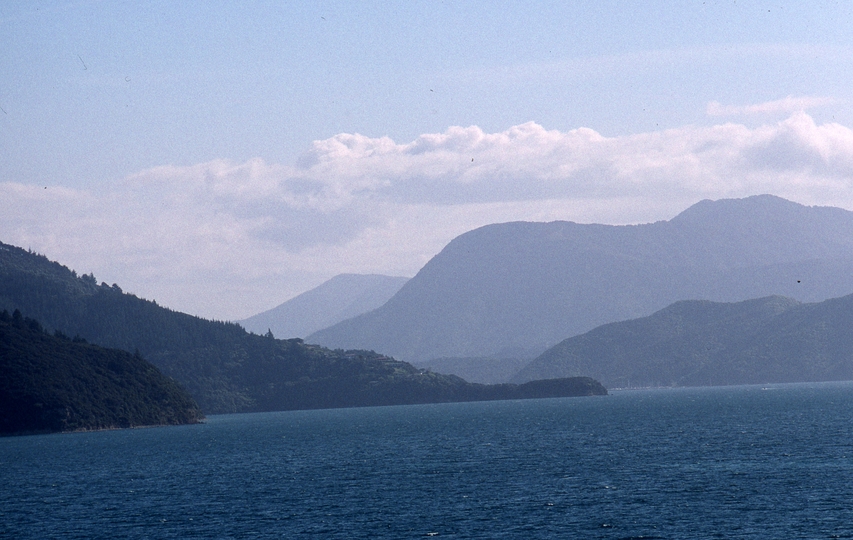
{"left": 239, "top": 274, "right": 409, "bottom": 338}
{"left": 0, "top": 242, "right": 605, "bottom": 414}
{"left": 513, "top": 294, "right": 853, "bottom": 388}
{"left": 0, "top": 309, "right": 202, "bottom": 435}
{"left": 308, "top": 195, "right": 853, "bottom": 364}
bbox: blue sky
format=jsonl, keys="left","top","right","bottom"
{"left": 3, "top": 1, "right": 853, "bottom": 321}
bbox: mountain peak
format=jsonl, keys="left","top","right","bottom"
{"left": 671, "top": 194, "right": 807, "bottom": 223}
{"left": 308, "top": 196, "right": 853, "bottom": 364}
{"left": 239, "top": 273, "right": 409, "bottom": 338}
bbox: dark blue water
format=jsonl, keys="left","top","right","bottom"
{"left": 3, "top": 383, "right": 853, "bottom": 539}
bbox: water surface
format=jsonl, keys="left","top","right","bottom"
{"left": 3, "top": 383, "right": 853, "bottom": 538}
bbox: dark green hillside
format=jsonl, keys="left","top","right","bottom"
{"left": 0, "top": 310, "right": 202, "bottom": 435}
{"left": 514, "top": 294, "right": 853, "bottom": 389}
{"left": 0, "top": 242, "right": 606, "bottom": 413}
{"left": 236, "top": 348, "right": 606, "bottom": 410}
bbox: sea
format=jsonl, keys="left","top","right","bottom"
{"left": 3, "top": 382, "right": 853, "bottom": 539}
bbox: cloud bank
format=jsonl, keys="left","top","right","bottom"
{"left": 4, "top": 112, "right": 853, "bottom": 320}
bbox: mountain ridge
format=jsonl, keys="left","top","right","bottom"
{"left": 308, "top": 195, "right": 853, "bottom": 363}
{"left": 0, "top": 241, "right": 606, "bottom": 414}
{"left": 513, "top": 293, "right": 853, "bottom": 388}
{"left": 239, "top": 273, "right": 408, "bottom": 338}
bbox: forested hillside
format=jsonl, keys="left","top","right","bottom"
{"left": 0, "top": 309, "right": 202, "bottom": 435}
{"left": 0, "top": 242, "right": 606, "bottom": 414}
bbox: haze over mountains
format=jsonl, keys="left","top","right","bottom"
{"left": 239, "top": 274, "right": 408, "bottom": 339}
{"left": 7, "top": 192, "right": 853, "bottom": 418}
{"left": 513, "top": 294, "right": 853, "bottom": 389}
{"left": 308, "top": 195, "right": 853, "bottom": 367}
{"left": 0, "top": 242, "right": 604, "bottom": 418}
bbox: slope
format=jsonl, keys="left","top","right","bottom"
{"left": 0, "top": 242, "right": 606, "bottom": 414}
{"left": 0, "top": 310, "right": 203, "bottom": 435}
{"left": 308, "top": 195, "right": 853, "bottom": 363}
{"left": 239, "top": 274, "right": 408, "bottom": 338}
{"left": 513, "top": 294, "right": 853, "bottom": 388}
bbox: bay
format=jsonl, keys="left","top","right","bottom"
{"left": 3, "top": 382, "right": 853, "bottom": 539}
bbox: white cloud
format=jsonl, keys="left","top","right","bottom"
{"left": 4, "top": 113, "right": 853, "bottom": 321}
{"left": 706, "top": 95, "right": 838, "bottom": 117}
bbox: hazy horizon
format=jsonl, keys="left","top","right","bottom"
{"left": 3, "top": 2, "right": 853, "bottom": 320}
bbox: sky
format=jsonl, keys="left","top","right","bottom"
{"left": 2, "top": 1, "right": 853, "bottom": 321}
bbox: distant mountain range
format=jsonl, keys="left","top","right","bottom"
{"left": 239, "top": 274, "right": 408, "bottom": 338}
{"left": 8, "top": 193, "right": 853, "bottom": 411}
{"left": 0, "top": 242, "right": 605, "bottom": 416}
{"left": 308, "top": 196, "right": 853, "bottom": 368}
{"left": 513, "top": 294, "right": 853, "bottom": 388}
